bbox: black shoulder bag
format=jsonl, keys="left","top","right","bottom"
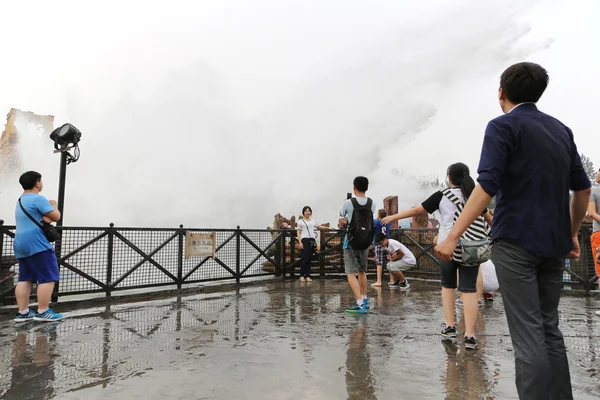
{"left": 18, "top": 198, "right": 61, "bottom": 243}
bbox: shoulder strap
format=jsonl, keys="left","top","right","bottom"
{"left": 302, "top": 219, "right": 313, "bottom": 239}
{"left": 19, "top": 198, "right": 43, "bottom": 229}
{"left": 441, "top": 189, "right": 463, "bottom": 208}
{"left": 350, "top": 197, "right": 371, "bottom": 210}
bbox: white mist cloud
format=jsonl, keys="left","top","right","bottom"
{"left": 0, "top": 0, "right": 598, "bottom": 228}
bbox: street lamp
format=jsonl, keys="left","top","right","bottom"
{"left": 49, "top": 123, "right": 82, "bottom": 227}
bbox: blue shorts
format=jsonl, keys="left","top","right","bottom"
{"left": 18, "top": 249, "right": 60, "bottom": 284}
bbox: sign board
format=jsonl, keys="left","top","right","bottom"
{"left": 185, "top": 232, "right": 216, "bottom": 259}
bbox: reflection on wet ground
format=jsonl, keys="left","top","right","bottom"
{"left": 0, "top": 280, "right": 599, "bottom": 399}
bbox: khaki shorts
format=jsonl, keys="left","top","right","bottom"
{"left": 344, "top": 249, "right": 368, "bottom": 274}
{"left": 387, "top": 259, "right": 414, "bottom": 272}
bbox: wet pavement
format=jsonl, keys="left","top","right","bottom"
{"left": 0, "top": 279, "right": 599, "bottom": 400}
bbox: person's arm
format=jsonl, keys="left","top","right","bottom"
{"left": 36, "top": 197, "right": 60, "bottom": 223}
{"left": 482, "top": 209, "right": 493, "bottom": 226}
{"left": 390, "top": 249, "right": 404, "bottom": 261}
{"left": 317, "top": 224, "right": 336, "bottom": 230}
{"left": 381, "top": 205, "right": 427, "bottom": 225}
{"left": 296, "top": 228, "right": 304, "bottom": 249}
{"left": 339, "top": 200, "right": 350, "bottom": 228}
{"left": 569, "top": 189, "right": 591, "bottom": 258}
{"left": 571, "top": 189, "right": 591, "bottom": 237}
{"left": 589, "top": 199, "right": 600, "bottom": 224}
{"left": 566, "top": 130, "right": 593, "bottom": 258}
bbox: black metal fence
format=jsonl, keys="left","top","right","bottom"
{"left": 0, "top": 221, "right": 597, "bottom": 304}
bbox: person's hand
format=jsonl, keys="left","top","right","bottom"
{"left": 42, "top": 216, "right": 53, "bottom": 224}
{"left": 298, "top": 242, "right": 304, "bottom": 250}
{"left": 435, "top": 238, "right": 459, "bottom": 262}
{"left": 49, "top": 200, "right": 57, "bottom": 207}
{"left": 381, "top": 216, "right": 395, "bottom": 225}
{"left": 567, "top": 236, "right": 580, "bottom": 259}
{"left": 433, "top": 234, "right": 439, "bottom": 246}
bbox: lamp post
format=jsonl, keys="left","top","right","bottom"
{"left": 49, "top": 123, "right": 81, "bottom": 302}
{"left": 49, "top": 123, "right": 82, "bottom": 227}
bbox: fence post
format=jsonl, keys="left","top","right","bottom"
{"left": 178, "top": 224, "right": 184, "bottom": 289}
{"left": 280, "top": 231, "right": 287, "bottom": 279}
{"left": 289, "top": 232, "right": 296, "bottom": 279}
{"left": 106, "top": 223, "right": 114, "bottom": 298}
{"left": 580, "top": 226, "right": 592, "bottom": 293}
{"left": 0, "top": 220, "right": 4, "bottom": 272}
{"left": 319, "top": 233, "right": 326, "bottom": 277}
{"left": 236, "top": 226, "right": 241, "bottom": 283}
{"left": 0, "top": 220, "right": 5, "bottom": 305}
{"left": 52, "top": 226, "right": 62, "bottom": 303}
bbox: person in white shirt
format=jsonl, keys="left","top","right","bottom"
{"left": 375, "top": 233, "right": 416, "bottom": 291}
{"left": 480, "top": 260, "right": 499, "bottom": 298}
{"left": 296, "top": 206, "right": 335, "bottom": 282}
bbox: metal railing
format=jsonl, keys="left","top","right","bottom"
{"left": 0, "top": 221, "right": 597, "bottom": 304}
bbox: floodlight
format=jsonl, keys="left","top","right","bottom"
{"left": 49, "top": 123, "right": 81, "bottom": 149}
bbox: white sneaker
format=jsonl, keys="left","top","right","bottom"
{"left": 299, "top": 277, "right": 306, "bottom": 282}
{"left": 596, "top": 310, "right": 600, "bottom": 316}
{"left": 305, "top": 277, "right": 312, "bottom": 282}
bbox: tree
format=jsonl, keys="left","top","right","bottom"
{"left": 580, "top": 154, "right": 596, "bottom": 184}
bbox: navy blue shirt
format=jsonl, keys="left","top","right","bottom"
{"left": 477, "top": 103, "right": 591, "bottom": 258}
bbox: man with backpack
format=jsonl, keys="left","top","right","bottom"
{"left": 340, "top": 176, "right": 376, "bottom": 314}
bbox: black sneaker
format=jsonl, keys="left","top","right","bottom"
{"left": 441, "top": 324, "right": 457, "bottom": 340}
{"left": 389, "top": 280, "right": 400, "bottom": 288}
{"left": 464, "top": 336, "right": 478, "bottom": 350}
{"left": 399, "top": 280, "right": 410, "bottom": 291}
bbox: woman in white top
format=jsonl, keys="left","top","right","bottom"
{"left": 383, "top": 162, "right": 491, "bottom": 350}
{"left": 296, "top": 206, "right": 335, "bottom": 282}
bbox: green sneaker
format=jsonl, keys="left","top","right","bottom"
{"left": 346, "top": 303, "right": 368, "bottom": 314}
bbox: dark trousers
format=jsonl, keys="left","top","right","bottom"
{"left": 493, "top": 240, "right": 572, "bottom": 400}
{"left": 300, "top": 238, "right": 314, "bottom": 277}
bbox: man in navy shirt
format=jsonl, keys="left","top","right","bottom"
{"left": 436, "top": 62, "right": 591, "bottom": 400}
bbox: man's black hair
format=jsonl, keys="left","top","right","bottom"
{"left": 19, "top": 171, "right": 42, "bottom": 190}
{"left": 500, "top": 62, "right": 549, "bottom": 104}
{"left": 375, "top": 233, "right": 386, "bottom": 243}
{"left": 353, "top": 176, "right": 369, "bottom": 192}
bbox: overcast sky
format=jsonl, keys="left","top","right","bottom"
{"left": 0, "top": 0, "right": 598, "bottom": 227}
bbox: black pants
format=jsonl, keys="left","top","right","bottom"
{"left": 300, "top": 238, "right": 314, "bottom": 277}
{"left": 493, "top": 240, "right": 572, "bottom": 400}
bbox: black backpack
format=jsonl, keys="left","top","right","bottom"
{"left": 347, "top": 198, "right": 374, "bottom": 250}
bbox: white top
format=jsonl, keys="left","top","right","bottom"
{"left": 430, "top": 188, "right": 465, "bottom": 242}
{"left": 297, "top": 218, "right": 318, "bottom": 240}
{"left": 385, "top": 238, "right": 417, "bottom": 265}
{"left": 481, "top": 260, "right": 499, "bottom": 293}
